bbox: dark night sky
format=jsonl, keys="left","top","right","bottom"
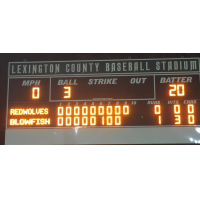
{"left": 1, "top": 53, "right": 200, "bottom": 144}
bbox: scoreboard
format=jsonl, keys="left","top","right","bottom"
{"left": 5, "top": 58, "right": 200, "bottom": 144}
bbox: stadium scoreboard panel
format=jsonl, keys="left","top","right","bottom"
{"left": 5, "top": 58, "right": 200, "bottom": 144}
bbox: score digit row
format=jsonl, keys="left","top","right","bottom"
{"left": 57, "top": 105, "right": 129, "bottom": 116}
{"left": 57, "top": 105, "right": 130, "bottom": 126}
{"left": 154, "top": 104, "right": 195, "bottom": 125}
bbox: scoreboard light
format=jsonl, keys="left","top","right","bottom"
{"left": 90, "top": 106, "right": 96, "bottom": 115}
{"left": 66, "top": 117, "right": 72, "bottom": 126}
{"left": 74, "top": 106, "right": 80, "bottom": 115}
{"left": 82, "top": 117, "right": 88, "bottom": 126}
{"left": 115, "top": 106, "right": 121, "bottom": 115}
{"left": 115, "top": 116, "right": 121, "bottom": 125}
{"left": 74, "top": 117, "right": 80, "bottom": 126}
{"left": 82, "top": 106, "right": 88, "bottom": 115}
{"left": 107, "top": 116, "right": 113, "bottom": 125}
{"left": 175, "top": 115, "right": 181, "bottom": 125}
{"left": 188, "top": 104, "right": 194, "bottom": 113}
{"left": 66, "top": 107, "right": 72, "bottom": 115}
{"left": 107, "top": 106, "right": 112, "bottom": 115}
{"left": 154, "top": 105, "right": 161, "bottom": 125}
{"left": 6, "top": 58, "right": 200, "bottom": 128}
{"left": 174, "top": 105, "right": 180, "bottom": 114}
{"left": 58, "top": 107, "right": 64, "bottom": 116}
{"left": 123, "top": 106, "right": 129, "bottom": 115}
{"left": 188, "top": 115, "right": 195, "bottom": 124}
{"left": 32, "top": 87, "right": 40, "bottom": 99}
{"left": 64, "top": 86, "right": 71, "bottom": 98}
{"left": 158, "top": 116, "right": 161, "bottom": 125}
{"left": 90, "top": 117, "right": 96, "bottom": 126}
{"left": 98, "top": 106, "right": 104, "bottom": 115}
{"left": 169, "top": 84, "right": 185, "bottom": 96}
{"left": 57, "top": 117, "right": 63, "bottom": 126}
{"left": 154, "top": 105, "right": 161, "bottom": 115}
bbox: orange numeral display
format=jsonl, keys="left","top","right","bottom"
{"left": 154, "top": 105, "right": 161, "bottom": 114}
{"left": 102, "top": 117, "right": 105, "bottom": 125}
{"left": 64, "top": 87, "right": 71, "bottom": 98}
{"left": 123, "top": 106, "right": 129, "bottom": 115}
{"left": 74, "top": 117, "right": 80, "bottom": 126}
{"left": 98, "top": 106, "right": 104, "bottom": 115}
{"left": 82, "top": 117, "right": 88, "bottom": 126}
{"left": 57, "top": 105, "right": 130, "bottom": 126}
{"left": 32, "top": 87, "right": 40, "bottom": 99}
{"left": 115, "top": 116, "right": 121, "bottom": 125}
{"left": 175, "top": 115, "right": 181, "bottom": 124}
{"left": 188, "top": 104, "right": 194, "bottom": 114}
{"left": 66, "top": 107, "right": 72, "bottom": 115}
{"left": 174, "top": 105, "right": 181, "bottom": 124}
{"left": 187, "top": 104, "right": 195, "bottom": 124}
{"left": 174, "top": 105, "right": 180, "bottom": 114}
{"left": 115, "top": 106, "right": 121, "bottom": 115}
{"left": 90, "top": 106, "right": 96, "bottom": 115}
{"left": 107, "top": 116, "right": 113, "bottom": 125}
{"left": 90, "top": 117, "right": 96, "bottom": 125}
{"left": 154, "top": 105, "right": 161, "bottom": 124}
{"left": 57, "top": 117, "right": 63, "bottom": 126}
{"left": 107, "top": 106, "right": 112, "bottom": 115}
{"left": 188, "top": 115, "right": 194, "bottom": 124}
{"left": 58, "top": 107, "right": 64, "bottom": 116}
{"left": 169, "top": 84, "right": 185, "bottom": 96}
{"left": 82, "top": 106, "right": 88, "bottom": 115}
{"left": 74, "top": 106, "right": 80, "bottom": 115}
{"left": 66, "top": 117, "right": 72, "bottom": 126}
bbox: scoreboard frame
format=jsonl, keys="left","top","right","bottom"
{"left": 6, "top": 57, "right": 200, "bottom": 129}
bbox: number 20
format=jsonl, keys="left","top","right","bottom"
{"left": 169, "top": 84, "right": 185, "bottom": 97}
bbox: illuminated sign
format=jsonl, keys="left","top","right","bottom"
{"left": 6, "top": 58, "right": 200, "bottom": 128}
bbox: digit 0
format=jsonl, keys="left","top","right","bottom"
{"left": 32, "top": 87, "right": 40, "bottom": 99}
{"left": 187, "top": 104, "right": 195, "bottom": 124}
{"left": 177, "top": 84, "right": 185, "bottom": 96}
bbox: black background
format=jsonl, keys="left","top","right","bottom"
{"left": 1, "top": 53, "right": 200, "bottom": 145}
{"left": 51, "top": 76, "right": 154, "bottom": 100}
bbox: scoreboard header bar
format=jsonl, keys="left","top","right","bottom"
{"left": 9, "top": 58, "right": 199, "bottom": 76}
